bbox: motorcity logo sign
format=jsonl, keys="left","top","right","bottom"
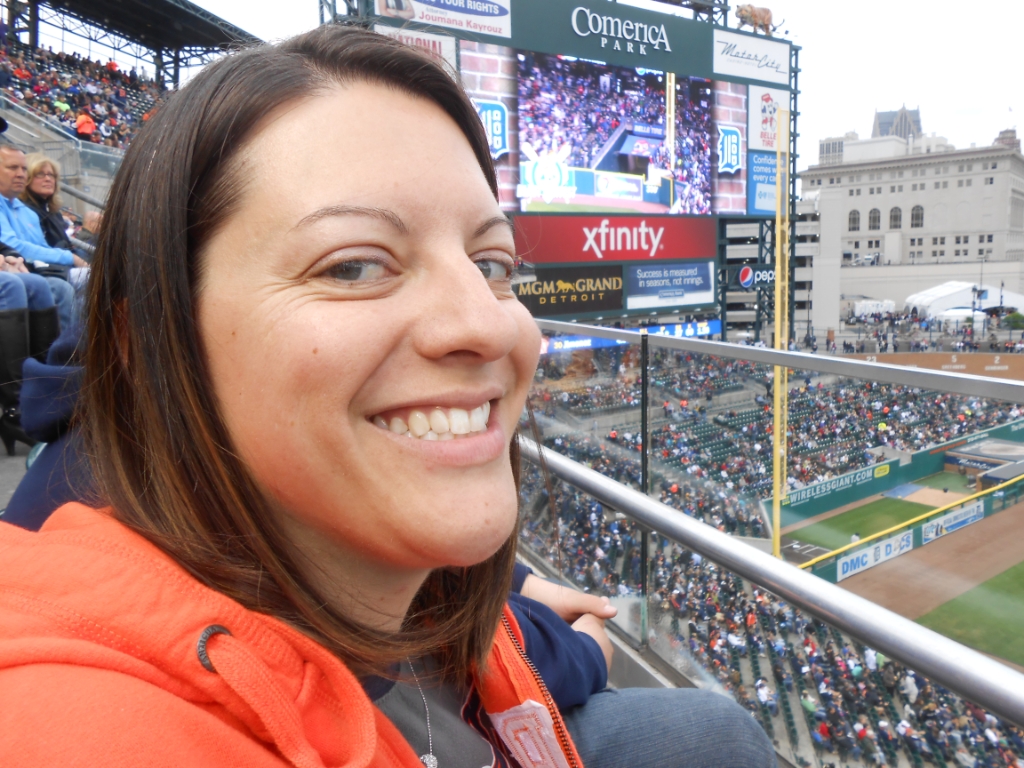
{"left": 583, "top": 219, "right": 664, "bottom": 259}
{"left": 717, "top": 126, "right": 741, "bottom": 174}
{"left": 738, "top": 266, "right": 774, "bottom": 289}
{"left": 712, "top": 29, "right": 790, "bottom": 85}
{"left": 570, "top": 7, "right": 672, "bottom": 56}
{"left": 513, "top": 215, "right": 717, "bottom": 266}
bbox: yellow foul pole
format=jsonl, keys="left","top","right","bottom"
{"left": 771, "top": 109, "right": 791, "bottom": 559}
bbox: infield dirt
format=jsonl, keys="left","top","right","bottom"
{"left": 839, "top": 501, "right": 1024, "bottom": 620}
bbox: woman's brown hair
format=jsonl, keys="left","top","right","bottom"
{"left": 82, "top": 23, "right": 518, "bottom": 679}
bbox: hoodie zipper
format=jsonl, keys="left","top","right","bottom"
{"left": 500, "top": 614, "right": 581, "bottom": 768}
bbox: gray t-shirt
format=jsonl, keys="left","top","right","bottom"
{"left": 370, "top": 658, "right": 498, "bottom": 768}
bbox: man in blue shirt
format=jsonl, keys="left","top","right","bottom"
{"left": 0, "top": 144, "right": 79, "bottom": 331}
{"left": 0, "top": 141, "right": 63, "bottom": 454}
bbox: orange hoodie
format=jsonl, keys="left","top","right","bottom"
{"left": 0, "top": 504, "right": 584, "bottom": 768}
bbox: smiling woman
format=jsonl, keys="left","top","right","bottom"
{"left": 0, "top": 23, "right": 774, "bottom": 768}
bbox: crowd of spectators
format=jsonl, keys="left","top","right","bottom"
{"left": 518, "top": 464, "right": 1024, "bottom": 768}
{"left": 666, "top": 79, "right": 712, "bottom": 215}
{"left": 0, "top": 41, "right": 163, "bottom": 150}
{"left": 517, "top": 52, "right": 668, "bottom": 171}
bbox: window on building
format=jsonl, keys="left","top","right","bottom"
{"left": 854, "top": 241, "right": 860, "bottom": 248}
{"left": 987, "top": 248, "right": 993, "bottom": 255}
{"left": 911, "top": 206, "right": 924, "bottom": 228}
{"left": 898, "top": 171, "right": 904, "bottom": 178}
{"left": 932, "top": 250, "right": 937, "bottom": 257}
{"left": 849, "top": 210, "right": 860, "bottom": 231}
{"left": 856, "top": 189, "right": 861, "bottom": 196}
{"left": 940, "top": 250, "right": 945, "bottom": 256}
{"left": 992, "top": 163, "right": 998, "bottom": 169}
{"left": 966, "top": 179, "right": 972, "bottom": 187}
{"left": 988, "top": 234, "right": 994, "bottom": 242}
{"left": 958, "top": 179, "right": 964, "bottom": 187}
{"left": 985, "top": 177, "right": 994, "bottom": 185}
{"left": 869, "top": 188, "right": 874, "bottom": 195}
{"left": 955, "top": 236, "right": 961, "bottom": 244}
{"left": 934, "top": 182, "right": 940, "bottom": 189}
{"left": 958, "top": 164, "right": 964, "bottom": 172}
{"left": 943, "top": 181, "right": 948, "bottom": 188}
{"left": 890, "top": 208, "right": 903, "bottom": 229}
{"left": 849, "top": 189, "right": 854, "bottom": 197}
{"left": 979, "top": 249, "right": 985, "bottom": 256}
{"left": 898, "top": 185, "right": 903, "bottom": 191}
{"left": 868, "top": 209, "right": 881, "bottom": 230}
{"left": 940, "top": 236, "right": 946, "bottom": 244}
{"left": 890, "top": 186, "right": 896, "bottom": 193}
{"left": 967, "top": 164, "right": 973, "bottom": 171}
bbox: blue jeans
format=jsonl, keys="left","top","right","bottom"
{"left": 562, "top": 688, "right": 777, "bottom": 768}
{"left": 43, "top": 276, "right": 73, "bottom": 331}
{"left": 0, "top": 272, "right": 54, "bottom": 311}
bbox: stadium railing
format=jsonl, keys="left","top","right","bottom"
{"left": 523, "top": 320, "right": 1024, "bottom": 744}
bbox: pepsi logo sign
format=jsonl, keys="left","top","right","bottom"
{"left": 738, "top": 266, "right": 775, "bottom": 290}
{"left": 739, "top": 266, "right": 754, "bottom": 288}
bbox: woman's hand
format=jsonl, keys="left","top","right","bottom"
{"left": 571, "top": 612, "right": 613, "bottom": 672}
{"left": 520, "top": 574, "right": 618, "bottom": 623}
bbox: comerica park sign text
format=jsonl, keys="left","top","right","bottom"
{"left": 571, "top": 7, "right": 672, "bottom": 55}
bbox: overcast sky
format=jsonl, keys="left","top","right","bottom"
{"left": 54, "top": 1, "right": 1021, "bottom": 170}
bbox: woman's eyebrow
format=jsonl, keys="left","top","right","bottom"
{"left": 473, "top": 215, "right": 514, "bottom": 239}
{"left": 291, "top": 205, "right": 408, "bottom": 233}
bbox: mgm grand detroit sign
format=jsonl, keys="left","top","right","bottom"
{"left": 516, "top": 266, "right": 623, "bottom": 317}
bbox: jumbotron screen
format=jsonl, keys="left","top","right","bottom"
{"left": 516, "top": 52, "right": 712, "bottom": 215}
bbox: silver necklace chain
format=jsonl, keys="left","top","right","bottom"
{"left": 407, "top": 657, "right": 438, "bottom": 768}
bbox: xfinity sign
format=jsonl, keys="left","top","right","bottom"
{"left": 583, "top": 219, "right": 665, "bottom": 259}
{"left": 571, "top": 7, "right": 672, "bottom": 56}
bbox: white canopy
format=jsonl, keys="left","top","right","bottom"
{"left": 904, "top": 281, "right": 1024, "bottom": 318}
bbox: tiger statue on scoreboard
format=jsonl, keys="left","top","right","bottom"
{"left": 736, "top": 5, "right": 784, "bottom": 37}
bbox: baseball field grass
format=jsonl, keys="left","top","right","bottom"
{"left": 917, "top": 560, "right": 1024, "bottom": 668}
{"left": 915, "top": 472, "right": 973, "bottom": 494}
{"left": 792, "top": 497, "right": 933, "bottom": 551}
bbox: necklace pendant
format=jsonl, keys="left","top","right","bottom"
{"left": 420, "top": 755, "right": 438, "bottom": 768}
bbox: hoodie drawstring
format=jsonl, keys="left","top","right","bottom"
{"left": 201, "top": 626, "right": 327, "bottom": 768}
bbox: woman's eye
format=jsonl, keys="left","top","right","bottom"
{"left": 325, "top": 260, "right": 388, "bottom": 283}
{"left": 476, "top": 258, "right": 513, "bottom": 282}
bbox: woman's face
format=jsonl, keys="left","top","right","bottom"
{"left": 198, "top": 83, "right": 539, "bottom": 593}
{"left": 29, "top": 163, "right": 55, "bottom": 198}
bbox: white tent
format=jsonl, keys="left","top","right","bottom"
{"left": 853, "top": 299, "right": 895, "bottom": 316}
{"left": 904, "top": 281, "right": 1024, "bottom": 318}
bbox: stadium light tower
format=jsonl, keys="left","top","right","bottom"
{"left": 319, "top": 0, "right": 364, "bottom": 23}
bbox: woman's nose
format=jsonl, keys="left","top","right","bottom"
{"left": 413, "top": 252, "right": 520, "bottom": 363}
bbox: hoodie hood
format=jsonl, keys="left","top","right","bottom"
{"left": 0, "top": 503, "right": 424, "bottom": 768}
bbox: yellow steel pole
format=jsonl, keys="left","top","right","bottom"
{"left": 771, "top": 109, "right": 791, "bottom": 559}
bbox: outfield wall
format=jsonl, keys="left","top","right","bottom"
{"left": 777, "top": 419, "right": 1024, "bottom": 528}
{"left": 808, "top": 487, "right": 1024, "bottom": 584}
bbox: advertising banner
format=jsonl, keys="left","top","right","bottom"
{"left": 712, "top": 29, "right": 790, "bottom": 85}
{"left": 624, "top": 261, "right": 716, "bottom": 310}
{"left": 747, "top": 151, "right": 778, "bottom": 217}
{"left": 376, "top": 0, "right": 512, "bottom": 38}
{"left": 649, "top": 319, "right": 722, "bottom": 338}
{"left": 922, "top": 500, "right": 985, "bottom": 544}
{"left": 748, "top": 86, "right": 789, "bottom": 152}
{"left": 540, "top": 334, "right": 628, "bottom": 354}
{"left": 515, "top": 265, "right": 623, "bottom": 317}
{"left": 513, "top": 215, "right": 717, "bottom": 265}
{"left": 837, "top": 531, "right": 914, "bottom": 582}
{"left": 372, "top": 24, "right": 459, "bottom": 71}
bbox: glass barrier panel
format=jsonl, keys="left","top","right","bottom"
{"left": 516, "top": 461, "right": 1024, "bottom": 768}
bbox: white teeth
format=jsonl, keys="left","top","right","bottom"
{"left": 449, "top": 408, "right": 470, "bottom": 435}
{"left": 375, "top": 403, "right": 493, "bottom": 441}
{"left": 429, "top": 409, "right": 450, "bottom": 434}
{"left": 469, "top": 406, "right": 486, "bottom": 432}
{"left": 408, "top": 410, "right": 431, "bottom": 437}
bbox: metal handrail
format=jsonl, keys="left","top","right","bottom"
{"left": 519, "top": 437, "right": 1024, "bottom": 727}
{"left": 536, "top": 319, "right": 1024, "bottom": 404}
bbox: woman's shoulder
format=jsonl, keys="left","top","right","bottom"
{"left": 0, "top": 662, "right": 291, "bottom": 767}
